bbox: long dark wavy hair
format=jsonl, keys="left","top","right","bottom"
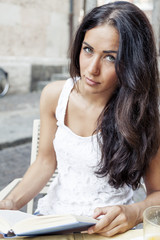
{"left": 69, "top": 1, "right": 160, "bottom": 189}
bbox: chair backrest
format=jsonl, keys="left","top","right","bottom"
{"left": 30, "top": 119, "right": 40, "bottom": 164}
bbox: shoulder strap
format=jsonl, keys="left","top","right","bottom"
{"left": 55, "top": 78, "right": 74, "bottom": 125}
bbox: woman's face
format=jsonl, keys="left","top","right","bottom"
{"left": 79, "top": 24, "right": 119, "bottom": 98}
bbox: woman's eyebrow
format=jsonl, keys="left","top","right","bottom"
{"left": 83, "top": 41, "right": 117, "bottom": 54}
{"left": 103, "top": 50, "right": 118, "bottom": 54}
{"left": 83, "top": 41, "right": 93, "bottom": 50}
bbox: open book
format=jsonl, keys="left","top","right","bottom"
{"left": 0, "top": 210, "right": 98, "bottom": 238}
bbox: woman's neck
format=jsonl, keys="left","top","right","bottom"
{"left": 75, "top": 79, "right": 112, "bottom": 110}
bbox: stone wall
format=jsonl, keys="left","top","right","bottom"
{"left": 0, "top": 0, "right": 70, "bottom": 94}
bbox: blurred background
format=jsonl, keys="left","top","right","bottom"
{"left": 0, "top": 0, "right": 159, "bottom": 211}
{"left": 0, "top": 0, "right": 159, "bottom": 94}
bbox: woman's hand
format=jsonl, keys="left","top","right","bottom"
{"left": 0, "top": 199, "right": 15, "bottom": 210}
{"left": 88, "top": 204, "right": 139, "bottom": 237}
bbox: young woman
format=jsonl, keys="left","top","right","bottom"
{"left": 1, "top": 1, "right": 160, "bottom": 237}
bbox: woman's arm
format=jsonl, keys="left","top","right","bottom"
{"left": 0, "top": 80, "right": 65, "bottom": 210}
{"left": 88, "top": 147, "right": 160, "bottom": 237}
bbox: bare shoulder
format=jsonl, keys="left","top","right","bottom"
{"left": 41, "top": 80, "right": 66, "bottom": 98}
{"left": 40, "top": 80, "right": 66, "bottom": 114}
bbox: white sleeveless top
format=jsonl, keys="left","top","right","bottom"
{"left": 37, "top": 78, "right": 133, "bottom": 216}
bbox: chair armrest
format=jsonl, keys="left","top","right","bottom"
{"left": 0, "top": 178, "right": 22, "bottom": 200}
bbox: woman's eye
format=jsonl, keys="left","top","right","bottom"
{"left": 105, "top": 55, "right": 115, "bottom": 63}
{"left": 83, "top": 47, "right": 93, "bottom": 54}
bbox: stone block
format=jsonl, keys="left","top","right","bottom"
{"left": 31, "top": 64, "right": 69, "bottom": 91}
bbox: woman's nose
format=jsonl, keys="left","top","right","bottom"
{"left": 88, "top": 56, "right": 100, "bottom": 76}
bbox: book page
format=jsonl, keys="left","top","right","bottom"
{"left": 0, "top": 212, "right": 97, "bottom": 236}
{"left": 13, "top": 214, "right": 77, "bottom": 233}
{"left": 0, "top": 217, "right": 11, "bottom": 234}
{"left": 14, "top": 214, "right": 97, "bottom": 231}
{"left": 0, "top": 210, "right": 36, "bottom": 226}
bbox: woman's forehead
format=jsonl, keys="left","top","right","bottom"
{"left": 84, "top": 24, "right": 119, "bottom": 52}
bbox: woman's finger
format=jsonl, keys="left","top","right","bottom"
{"left": 88, "top": 206, "right": 120, "bottom": 233}
{"left": 94, "top": 211, "right": 129, "bottom": 234}
{"left": 99, "top": 223, "right": 127, "bottom": 237}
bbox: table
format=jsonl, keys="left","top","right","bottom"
{"left": 2, "top": 229, "right": 142, "bottom": 240}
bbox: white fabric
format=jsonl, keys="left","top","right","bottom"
{"left": 37, "top": 78, "right": 133, "bottom": 216}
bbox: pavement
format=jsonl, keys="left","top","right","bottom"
{"left": 0, "top": 90, "right": 146, "bottom": 220}
{"left": 0, "top": 90, "right": 41, "bottom": 149}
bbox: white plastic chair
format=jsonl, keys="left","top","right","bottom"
{"left": 0, "top": 119, "right": 58, "bottom": 214}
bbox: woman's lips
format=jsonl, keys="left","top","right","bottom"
{"left": 86, "top": 77, "right": 99, "bottom": 86}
